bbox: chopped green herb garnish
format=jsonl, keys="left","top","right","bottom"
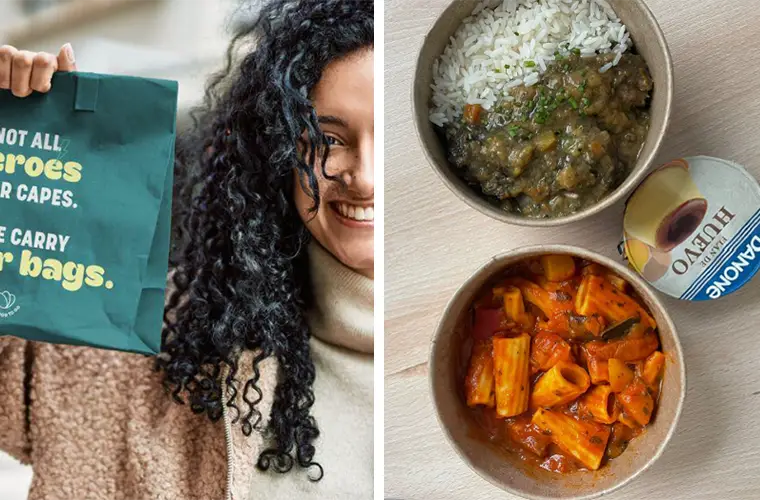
{"left": 582, "top": 97, "right": 591, "bottom": 107}
{"left": 563, "top": 63, "right": 570, "bottom": 71}
{"left": 508, "top": 124, "right": 521, "bottom": 137}
{"left": 572, "top": 47, "right": 581, "bottom": 56}
{"left": 524, "top": 60, "right": 536, "bottom": 68}
{"left": 578, "top": 80, "right": 587, "bottom": 93}
{"left": 534, "top": 105, "right": 550, "bottom": 124}
{"left": 568, "top": 97, "right": 578, "bottom": 109}
{"left": 504, "top": 64, "right": 511, "bottom": 69}
{"left": 514, "top": 31, "right": 520, "bottom": 36}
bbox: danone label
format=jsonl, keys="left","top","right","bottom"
{"left": 621, "top": 156, "right": 760, "bottom": 301}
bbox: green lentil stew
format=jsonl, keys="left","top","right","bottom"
{"left": 445, "top": 53, "right": 653, "bottom": 218}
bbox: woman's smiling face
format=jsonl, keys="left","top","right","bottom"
{"left": 295, "top": 49, "right": 374, "bottom": 278}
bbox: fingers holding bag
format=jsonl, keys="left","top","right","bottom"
{"left": 0, "top": 43, "right": 77, "bottom": 97}
{"left": 0, "top": 45, "right": 19, "bottom": 91}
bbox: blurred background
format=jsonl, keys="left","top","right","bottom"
{"left": 0, "top": 0, "right": 252, "bottom": 498}
{"left": 0, "top": 0, "right": 252, "bottom": 124}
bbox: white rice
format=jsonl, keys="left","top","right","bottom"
{"left": 428, "top": 0, "right": 631, "bottom": 127}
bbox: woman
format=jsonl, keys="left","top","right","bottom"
{"left": 0, "top": 1, "right": 374, "bottom": 499}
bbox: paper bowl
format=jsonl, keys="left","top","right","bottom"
{"left": 429, "top": 245, "right": 686, "bottom": 499}
{"left": 413, "top": 0, "right": 674, "bottom": 226}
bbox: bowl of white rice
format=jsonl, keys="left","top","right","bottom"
{"left": 413, "top": 0, "right": 673, "bottom": 227}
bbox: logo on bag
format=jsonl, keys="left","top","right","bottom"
{"left": 0, "top": 291, "right": 15, "bottom": 309}
{"left": 0, "top": 290, "right": 20, "bottom": 318}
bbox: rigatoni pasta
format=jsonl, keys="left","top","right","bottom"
{"left": 461, "top": 254, "right": 666, "bottom": 475}
{"left": 530, "top": 361, "right": 590, "bottom": 408}
{"left": 576, "top": 274, "right": 656, "bottom": 328}
{"left": 493, "top": 334, "right": 531, "bottom": 417}
{"left": 507, "top": 277, "right": 557, "bottom": 320}
{"left": 579, "top": 385, "right": 620, "bottom": 424}
{"left": 500, "top": 286, "right": 525, "bottom": 321}
{"left": 464, "top": 340, "right": 495, "bottom": 408}
{"left": 532, "top": 408, "right": 611, "bottom": 470}
{"left": 586, "top": 357, "right": 609, "bottom": 385}
{"left": 494, "top": 285, "right": 533, "bottom": 329}
{"left": 641, "top": 351, "right": 666, "bottom": 389}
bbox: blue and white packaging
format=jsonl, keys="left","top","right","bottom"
{"left": 621, "top": 156, "right": 760, "bottom": 300}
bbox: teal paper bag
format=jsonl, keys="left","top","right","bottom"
{"left": 0, "top": 72, "right": 178, "bottom": 354}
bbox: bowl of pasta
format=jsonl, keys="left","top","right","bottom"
{"left": 429, "top": 245, "right": 685, "bottom": 499}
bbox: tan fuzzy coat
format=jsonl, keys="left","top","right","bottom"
{"left": 0, "top": 241, "right": 374, "bottom": 500}
{"left": 0, "top": 337, "right": 277, "bottom": 500}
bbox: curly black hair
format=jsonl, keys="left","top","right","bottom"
{"left": 156, "top": 0, "right": 374, "bottom": 481}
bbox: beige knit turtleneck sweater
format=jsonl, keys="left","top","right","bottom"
{"left": 250, "top": 241, "right": 374, "bottom": 500}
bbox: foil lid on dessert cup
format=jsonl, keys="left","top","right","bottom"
{"left": 620, "top": 156, "right": 760, "bottom": 300}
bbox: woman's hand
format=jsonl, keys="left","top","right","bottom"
{"left": 0, "top": 43, "right": 77, "bottom": 98}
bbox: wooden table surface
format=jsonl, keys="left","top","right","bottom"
{"left": 384, "top": 1, "right": 760, "bottom": 498}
